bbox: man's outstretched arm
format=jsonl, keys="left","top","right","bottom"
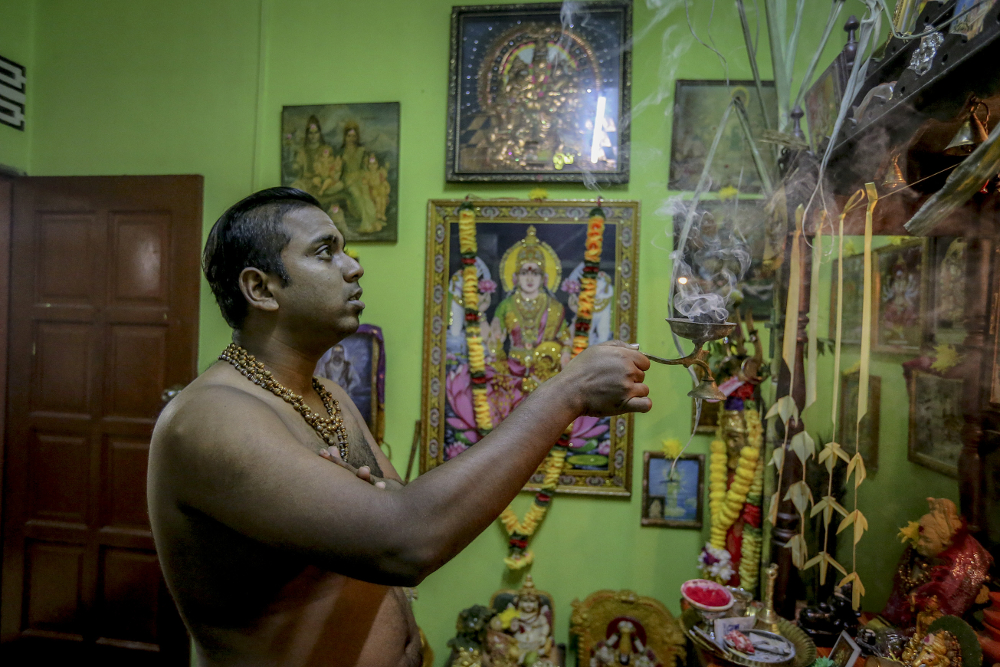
{"left": 150, "top": 342, "right": 650, "bottom": 586}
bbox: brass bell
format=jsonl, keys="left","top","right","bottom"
{"left": 944, "top": 100, "right": 990, "bottom": 156}
{"left": 882, "top": 152, "right": 908, "bottom": 190}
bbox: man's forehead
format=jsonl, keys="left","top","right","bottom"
{"left": 282, "top": 206, "right": 342, "bottom": 243}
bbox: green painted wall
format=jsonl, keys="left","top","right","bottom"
{"left": 0, "top": 0, "right": 34, "bottom": 173}
{"left": 14, "top": 0, "right": 940, "bottom": 662}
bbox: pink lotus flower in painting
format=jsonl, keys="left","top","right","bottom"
{"left": 445, "top": 364, "right": 525, "bottom": 459}
{"left": 568, "top": 415, "right": 609, "bottom": 449}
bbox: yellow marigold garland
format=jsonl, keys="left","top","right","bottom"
{"left": 458, "top": 202, "right": 492, "bottom": 433}
{"left": 709, "top": 405, "right": 762, "bottom": 549}
{"left": 738, "top": 406, "right": 765, "bottom": 591}
{"left": 500, "top": 205, "right": 606, "bottom": 570}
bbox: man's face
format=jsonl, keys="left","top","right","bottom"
{"left": 271, "top": 206, "right": 364, "bottom": 345}
{"left": 516, "top": 262, "right": 543, "bottom": 295}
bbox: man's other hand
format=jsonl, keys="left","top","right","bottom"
{"left": 319, "top": 447, "right": 403, "bottom": 489}
{"left": 558, "top": 340, "right": 652, "bottom": 417}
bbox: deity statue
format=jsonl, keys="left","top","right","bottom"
{"left": 485, "top": 576, "right": 557, "bottom": 667}
{"left": 591, "top": 620, "right": 659, "bottom": 667}
{"left": 489, "top": 226, "right": 571, "bottom": 393}
{"left": 902, "top": 631, "right": 962, "bottom": 667}
{"left": 883, "top": 498, "right": 993, "bottom": 628}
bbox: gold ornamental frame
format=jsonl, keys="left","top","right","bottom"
{"left": 419, "top": 199, "right": 640, "bottom": 496}
{"left": 571, "top": 589, "right": 686, "bottom": 667}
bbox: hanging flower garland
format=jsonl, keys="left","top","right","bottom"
{"left": 458, "top": 201, "right": 493, "bottom": 434}
{"left": 499, "top": 204, "right": 606, "bottom": 569}
{"left": 738, "top": 406, "right": 765, "bottom": 591}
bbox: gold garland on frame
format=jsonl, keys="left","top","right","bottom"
{"left": 498, "top": 203, "right": 607, "bottom": 570}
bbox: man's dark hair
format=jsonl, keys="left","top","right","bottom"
{"left": 203, "top": 187, "right": 322, "bottom": 329}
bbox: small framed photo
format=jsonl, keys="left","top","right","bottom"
{"left": 669, "top": 80, "right": 777, "bottom": 194}
{"left": 908, "top": 370, "right": 963, "bottom": 478}
{"left": 930, "top": 237, "right": 967, "bottom": 344}
{"left": 315, "top": 325, "right": 385, "bottom": 443}
{"left": 829, "top": 630, "right": 862, "bottom": 667}
{"left": 873, "top": 239, "right": 929, "bottom": 353}
{"left": 641, "top": 452, "right": 704, "bottom": 528}
{"left": 281, "top": 102, "right": 400, "bottom": 242}
{"left": 828, "top": 253, "right": 867, "bottom": 345}
{"left": 839, "top": 371, "right": 880, "bottom": 472}
{"left": 445, "top": 1, "right": 632, "bottom": 183}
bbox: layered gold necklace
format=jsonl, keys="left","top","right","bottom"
{"left": 219, "top": 343, "right": 350, "bottom": 459}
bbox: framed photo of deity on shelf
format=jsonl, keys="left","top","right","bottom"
{"left": 281, "top": 102, "right": 399, "bottom": 242}
{"left": 314, "top": 324, "right": 386, "bottom": 444}
{"left": 930, "top": 237, "right": 967, "bottom": 345}
{"left": 641, "top": 452, "right": 704, "bottom": 528}
{"left": 908, "top": 370, "right": 963, "bottom": 478}
{"left": 445, "top": 1, "right": 632, "bottom": 183}
{"left": 873, "top": 239, "right": 929, "bottom": 353}
{"left": 419, "top": 199, "right": 640, "bottom": 496}
{"left": 838, "top": 370, "right": 880, "bottom": 473}
{"left": 669, "top": 80, "right": 777, "bottom": 193}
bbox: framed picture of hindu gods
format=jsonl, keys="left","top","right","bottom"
{"left": 838, "top": 370, "right": 880, "bottom": 473}
{"left": 641, "top": 452, "right": 704, "bottom": 528}
{"left": 281, "top": 102, "right": 399, "bottom": 242}
{"left": 314, "top": 324, "right": 385, "bottom": 444}
{"left": 445, "top": 1, "right": 632, "bottom": 183}
{"left": 419, "top": 199, "right": 640, "bottom": 496}
{"left": 828, "top": 253, "right": 867, "bottom": 345}
{"left": 873, "top": 239, "right": 929, "bottom": 353}
{"left": 930, "top": 237, "right": 967, "bottom": 345}
{"left": 908, "top": 370, "right": 963, "bottom": 478}
{"left": 672, "top": 198, "right": 774, "bottom": 319}
{"left": 669, "top": 80, "right": 777, "bottom": 194}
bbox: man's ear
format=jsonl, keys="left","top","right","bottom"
{"left": 238, "top": 267, "right": 280, "bottom": 314}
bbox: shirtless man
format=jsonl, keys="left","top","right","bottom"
{"left": 147, "top": 187, "right": 651, "bottom": 667}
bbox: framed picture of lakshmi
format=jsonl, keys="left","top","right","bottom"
{"left": 419, "top": 199, "right": 640, "bottom": 496}
{"left": 872, "top": 239, "right": 929, "bottom": 353}
{"left": 445, "top": 1, "right": 632, "bottom": 183}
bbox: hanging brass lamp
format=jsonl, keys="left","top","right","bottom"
{"left": 881, "top": 151, "right": 908, "bottom": 190}
{"left": 944, "top": 99, "right": 990, "bottom": 156}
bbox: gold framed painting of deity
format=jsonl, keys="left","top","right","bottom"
{"left": 419, "top": 199, "right": 640, "bottom": 496}
{"left": 281, "top": 102, "right": 399, "bottom": 242}
{"left": 908, "top": 370, "right": 963, "bottom": 478}
{"left": 872, "top": 239, "right": 930, "bottom": 353}
{"left": 930, "top": 237, "right": 967, "bottom": 345}
{"left": 641, "top": 452, "right": 704, "bottom": 528}
{"left": 445, "top": 2, "right": 632, "bottom": 183}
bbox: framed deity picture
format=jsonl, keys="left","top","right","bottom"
{"left": 828, "top": 253, "right": 867, "bottom": 344}
{"left": 672, "top": 198, "right": 774, "bottom": 318}
{"left": 314, "top": 324, "right": 386, "bottom": 443}
{"left": 420, "top": 199, "right": 640, "bottom": 496}
{"left": 931, "top": 237, "right": 967, "bottom": 344}
{"left": 669, "top": 80, "right": 777, "bottom": 193}
{"left": 281, "top": 102, "right": 399, "bottom": 242}
{"left": 829, "top": 631, "right": 862, "bottom": 667}
{"left": 838, "top": 371, "right": 880, "bottom": 472}
{"left": 908, "top": 370, "right": 963, "bottom": 478}
{"left": 445, "top": 1, "right": 632, "bottom": 183}
{"left": 951, "top": 0, "right": 998, "bottom": 40}
{"left": 873, "top": 239, "right": 929, "bottom": 353}
{"left": 641, "top": 452, "right": 704, "bottom": 528}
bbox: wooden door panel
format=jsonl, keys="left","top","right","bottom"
{"left": 30, "top": 322, "right": 94, "bottom": 416}
{"left": 27, "top": 432, "right": 90, "bottom": 525}
{"left": 2, "top": 175, "right": 202, "bottom": 664}
{"left": 101, "top": 437, "right": 152, "bottom": 530}
{"left": 35, "top": 214, "right": 101, "bottom": 305}
{"left": 110, "top": 213, "right": 171, "bottom": 304}
{"left": 105, "top": 324, "right": 167, "bottom": 420}
{"left": 97, "top": 547, "right": 161, "bottom": 648}
{"left": 23, "top": 540, "right": 86, "bottom": 639}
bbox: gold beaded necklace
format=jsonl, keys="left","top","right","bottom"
{"left": 219, "top": 343, "right": 350, "bottom": 459}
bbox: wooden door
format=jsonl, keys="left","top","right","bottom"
{"left": 0, "top": 175, "right": 202, "bottom": 664}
